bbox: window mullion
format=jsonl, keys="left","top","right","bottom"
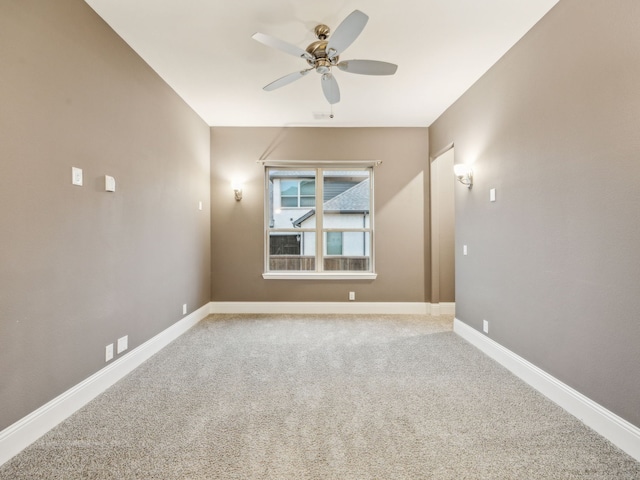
{"left": 316, "top": 168, "right": 324, "bottom": 273}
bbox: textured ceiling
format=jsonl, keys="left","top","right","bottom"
{"left": 84, "top": 0, "right": 559, "bottom": 127}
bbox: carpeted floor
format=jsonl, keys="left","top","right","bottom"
{"left": 1, "top": 314, "right": 639, "bottom": 479}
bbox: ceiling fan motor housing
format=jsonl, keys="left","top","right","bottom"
{"left": 306, "top": 25, "right": 339, "bottom": 72}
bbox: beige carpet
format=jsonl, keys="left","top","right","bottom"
{"left": 1, "top": 314, "right": 639, "bottom": 479}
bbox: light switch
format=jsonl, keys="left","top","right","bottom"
{"left": 105, "top": 175, "right": 116, "bottom": 192}
{"left": 72, "top": 167, "right": 83, "bottom": 186}
{"left": 490, "top": 188, "right": 496, "bottom": 202}
{"left": 463, "top": 245, "right": 468, "bottom": 256}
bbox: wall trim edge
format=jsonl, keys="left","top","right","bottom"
{"left": 453, "top": 318, "right": 640, "bottom": 462}
{"left": 209, "top": 301, "right": 441, "bottom": 315}
{"left": 0, "top": 303, "right": 210, "bottom": 468}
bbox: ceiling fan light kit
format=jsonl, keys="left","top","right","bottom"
{"left": 252, "top": 10, "right": 398, "bottom": 106}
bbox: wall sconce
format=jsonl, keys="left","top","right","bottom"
{"left": 232, "top": 182, "right": 243, "bottom": 201}
{"left": 453, "top": 164, "right": 473, "bottom": 188}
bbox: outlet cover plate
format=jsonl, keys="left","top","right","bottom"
{"left": 105, "top": 344, "right": 114, "bottom": 362}
{"left": 117, "top": 335, "right": 128, "bottom": 354}
{"left": 72, "top": 167, "right": 83, "bottom": 186}
{"left": 105, "top": 175, "right": 116, "bottom": 192}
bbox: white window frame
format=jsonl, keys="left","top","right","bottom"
{"left": 262, "top": 161, "right": 379, "bottom": 280}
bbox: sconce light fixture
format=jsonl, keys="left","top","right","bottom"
{"left": 453, "top": 164, "right": 473, "bottom": 188}
{"left": 232, "top": 182, "right": 243, "bottom": 201}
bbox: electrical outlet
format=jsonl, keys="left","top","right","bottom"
{"left": 348, "top": 291, "right": 355, "bottom": 301}
{"left": 182, "top": 303, "right": 187, "bottom": 315}
{"left": 483, "top": 320, "right": 489, "bottom": 334}
{"left": 105, "top": 344, "right": 114, "bottom": 362}
{"left": 117, "top": 335, "right": 128, "bottom": 354}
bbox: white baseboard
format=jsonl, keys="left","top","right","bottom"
{"left": 430, "top": 302, "right": 455, "bottom": 316}
{"left": 210, "top": 301, "right": 439, "bottom": 315}
{"left": 0, "top": 303, "right": 210, "bottom": 468}
{"left": 454, "top": 318, "right": 640, "bottom": 462}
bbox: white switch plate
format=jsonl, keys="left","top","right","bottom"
{"left": 463, "top": 245, "right": 468, "bottom": 256}
{"left": 198, "top": 201, "right": 203, "bottom": 211}
{"left": 490, "top": 188, "right": 496, "bottom": 202}
{"left": 105, "top": 175, "right": 116, "bottom": 192}
{"left": 72, "top": 167, "right": 83, "bottom": 186}
{"left": 483, "top": 320, "right": 489, "bottom": 333}
{"left": 349, "top": 291, "right": 355, "bottom": 301}
{"left": 182, "top": 303, "right": 187, "bottom": 315}
{"left": 105, "top": 344, "right": 114, "bottom": 362}
{"left": 117, "top": 335, "right": 128, "bottom": 354}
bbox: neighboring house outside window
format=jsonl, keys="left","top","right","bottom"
{"left": 264, "top": 166, "right": 376, "bottom": 279}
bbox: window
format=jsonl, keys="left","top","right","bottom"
{"left": 264, "top": 165, "right": 376, "bottom": 279}
{"left": 326, "top": 232, "right": 343, "bottom": 255}
{"left": 281, "top": 179, "right": 315, "bottom": 207}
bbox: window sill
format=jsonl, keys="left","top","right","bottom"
{"left": 262, "top": 272, "right": 377, "bottom": 280}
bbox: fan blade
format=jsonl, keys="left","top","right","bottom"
{"left": 326, "top": 10, "right": 368, "bottom": 58}
{"left": 263, "top": 69, "right": 312, "bottom": 91}
{"left": 337, "top": 59, "right": 398, "bottom": 75}
{"left": 252, "top": 32, "right": 314, "bottom": 61}
{"left": 321, "top": 73, "right": 340, "bottom": 104}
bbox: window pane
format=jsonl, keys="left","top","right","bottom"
{"left": 268, "top": 169, "right": 316, "bottom": 228}
{"left": 300, "top": 180, "right": 315, "bottom": 195}
{"left": 281, "top": 197, "right": 298, "bottom": 207}
{"left": 323, "top": 231, "right": 370, "bottom": 271}
{"left": 326, "top": 231, "right": 343, "bottom": 255}
{"left": 268, "top": 232, "right": 315, "bottom": 271}
{"left": 300, "top": 196, "right": 315, "bottom": 207}
{"left": 269, "top": 234, "right": 301, "bottom": 255}
{"left": 280, "top": 180, "right": 299, "bottom": 197}
{"left": 323, "top": 171, "right": 370, "bottom": 225}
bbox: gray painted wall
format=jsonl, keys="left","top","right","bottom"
{"left": 429, "top": 0, "right": 640, "bottom": 428}
{"left": 210, "top": 127, "right": 431, "bottom": 303}
{"left": 0, "top": 1, "right": 211, "bottom": 429}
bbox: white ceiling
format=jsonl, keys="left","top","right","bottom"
{"left": 84, "top": 0, "right": 559, "bottom": 128}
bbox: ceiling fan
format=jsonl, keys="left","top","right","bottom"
{"left": 252, "top": 10, "right": 398, "bottom": 105}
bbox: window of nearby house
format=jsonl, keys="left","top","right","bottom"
{"left": 326, "top": 232, "right": 343, "bottom": 255}
{"left": 281, "top": 179, "right": 315, "bottom": 207}
{"left": 263, "top": 164, "right": 377, "bottom": 280}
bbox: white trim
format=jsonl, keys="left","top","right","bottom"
{"left": 430, "top": 142, "right": 455, "bottom": 162}
{"left": 0, "top": 304, "right": 210, "bottom": 468}
{"left": 210, "top": 301, "right": 431, "bottom": 315}
{"left": 259, "top": 160, "right": 382, "bottom": 167}
{"left": 431, "top": 302, "right": 456, "bottom": 316}
{"left": 262, "top": 272, "right": 377, "bottom": 280}
{"left": 453, "top": 318, "right": 640, "bottom": 462}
